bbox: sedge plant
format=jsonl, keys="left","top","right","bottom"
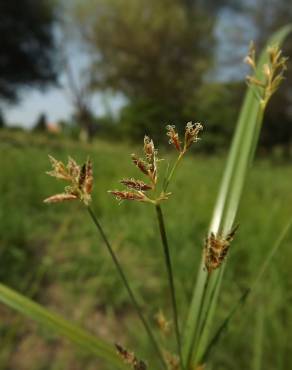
{"left": 0, "top": 26, "right": 291, "bottom": 370}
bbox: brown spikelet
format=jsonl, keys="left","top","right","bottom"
{"left": 166, "top": 125, "right": 181, "bottom": 152}
{"left": 245, "top": 43, "right": 287, "bottom": 106}
{"left": 67, "top": 156, "right": 80, "bottom": 177}
{"left": 204, "top": 225, "right": 238, "bottom": 273}
{"left": 43, "top": 194, "right": 78, "bottom": 204}
{"left": 120, "top": 178, "right": 152, "bottom": 191}
{"left": 184, "top": 122, "right": 203, "bottom": 150}
{"left": 155, "top": 310, "right": 171, "bottom": 335}
{"left": 115, "top": 344, "right": 147, "bottom": 370}
{"left": 109, "top": 190, "right": 146, "bottom": 202}
{"left": 131, "top": 154, "right": 149, "bottom": 176}
{"left": 78, "top": 163, "right": 87, "bottom": 188}
{"left": 84, "top": 159, "right": 93, "bottom": 195}
{"left": 46, "top": 155, "right": 72, "bottom": 181}
{"left": 244, "top": 40, "right": 256, "bottom": 70}
{"left": 44, "top": 156, "right": 94, "bottom": 205}
{"left": 143, "top": 136, "right": 155, "bottom": 160}
{"left": 164, "top": 351, "right": 179, "bottom": 370}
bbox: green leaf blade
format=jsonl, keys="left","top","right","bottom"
{"left": 0, "top": 283, "right": 127, "bottom": 370}
{"left": 183, "top": 24, "right": 292, "bottom": 368}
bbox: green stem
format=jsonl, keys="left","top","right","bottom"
{"left": 252, "top": 304, "right": 265, "bottom": 370}
{"left": 163, "top": 152, "right": 184, "bottom": 192}
{"left": 155, "top": 204, "right": 184, "bottom": 369}
{"left": 87, "top": 206, "right": 166, "bottom": 370}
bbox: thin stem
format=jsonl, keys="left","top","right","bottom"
{"left": 155, "top": 204, "right": 184, "bottom": 369}
{"left": 163, "top": 152, "right": 184, "bottom": 192}
{"left": 87, "top": 206, "right": 166, "bottom": 370}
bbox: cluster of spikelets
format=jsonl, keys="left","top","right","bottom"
{"left": 109, "top": 135, "right": 161, "bottom": 204}
{"left": 109, "top": 122, "right": 203, "bottom": 205}
{"left": 115, "top": 344, "right": 147, "bottom": 370}
{"left": 204, "top": 225, "right": 238, "bottom": 274}
{"left": 245, "top": 42, "right": 288, "bottom": 107}
{"left": 166, "top": 122, "right": 203, "bottom": 154}
{"left": 44, "top": 155, "right": 93, "bottom": 206}
{"left": 43, "top": 122, "right": 203, "bottom": 208}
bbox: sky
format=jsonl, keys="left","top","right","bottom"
{"left": 3, "top": 6, "right": 254, "bottom": 129}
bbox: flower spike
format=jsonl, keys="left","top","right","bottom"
{"left": 245, "top": 43, "right": 287, "bottom": 107}
{"left": 44, "top": 156, "right": 93, "bottom": 206}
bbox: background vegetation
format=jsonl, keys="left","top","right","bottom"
{"left": 1, "top": 130, "right": 292, "bottom": 369}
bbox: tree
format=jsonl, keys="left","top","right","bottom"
{"left": 72, "top": 0, "right": 216, "bottom": 139}
{"left": 0, "top": 111, "right": 5, "bottom": 128}
{"left": 0, "top": 0, "right": 58, "bottom": 102}
{"left": 33, "top": 113, "right": 48, "bottom": 132}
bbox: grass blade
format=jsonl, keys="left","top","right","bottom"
{"left": 183, "top": 24, "right": 292, "bottom": 368}
{"left": 0, "top": 283, "right": 127, "bottom": 369}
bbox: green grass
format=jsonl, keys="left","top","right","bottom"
{"left": 0, "top": 130, "right": 292, "bottom": 369}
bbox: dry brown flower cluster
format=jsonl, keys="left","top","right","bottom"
{"left": 204, "top": 226, "right": 238, "bottom": 274}
{"left": 44, "top": 156, "right": 93, "bottom": 205}
{"left": 166, "top": 122, "right": 203, "bottom": 155}
{"left": 115, "top": 343, "right": 147, "bottom": 370}
{"left": 109, "top": 122, "right": 203, "bottom": 205}
{"left": 109, "top": 135, "right": 169, "bottom": 204}
{"left": 155, "top": 309, "right": 171, "bottom": 336}
{"left": 245, "top": 42, "right": 288, "bottom": 107}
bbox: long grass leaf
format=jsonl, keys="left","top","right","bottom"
{"left": 183, "top": 24, "right": 292, "bottom": 368}
{"left": 0, "top": 283, "right": 127, "bottom": 369}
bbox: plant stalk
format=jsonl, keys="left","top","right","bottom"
{"left": 163, "top": 152, "right": 184, "bottom": 192}
{"left": 155, "top": 204, "right": 184, "bottom": 369}
{"left": 87, "top": 206, "right": 166, "bottom": 370}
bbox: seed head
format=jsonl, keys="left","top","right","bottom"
{"left": 131, "top": 154, "right": 149, "bottom": 176}
{"left": 204, "top": 225, "right": 238, "bottom": 274}
{"left": 44, "top": 193, "right": 78, "bottom": 204}
{"left": 111, "top": 135, "right": 168, "bottom": 205}
{"left": 109, "top": 190, "right": 146, "bottom": 202}
{"left": 163, "top": 351, "right": 180, "bottom": 370}
{"left": 143, "top": 136, "right": 155, "bottom": 160}
{"left": 166, "top": 125, "right": 181, "bottom": 152}
{"left": 46, "top": 155, "right": 72, "bottom": 181}
{"left": 155, "top": 310, "right": 171, "bottom": 335}
{"left": 245, "top": 42, "right": 288, "bottom": 107}
{"left": 44, "top": 156, "right": 93, "bottom": 206}
{"left": 115, "top": 343, "right": 147, "bottom": 370}
{"left": 143, "top": 136, "right": 158, "bottom": 184}
{"left": 244, "top": 40, "right": 256, "bottom": 70}
{"left": 184, "top": 122, "right": 203, "bottom": 150}
{"left": 120, "top": 178, "right": 152, "bottom": 191}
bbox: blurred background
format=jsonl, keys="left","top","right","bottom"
{"left": 0, "top": 1, "right": 292, "bottom": 369}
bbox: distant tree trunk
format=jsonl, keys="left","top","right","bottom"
{"left": 76, "top": 105, "right": 96, "bottom": 142}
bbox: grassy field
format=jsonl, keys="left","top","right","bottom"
{"left": 0, "top": 130, "right": 292, "bottom": 370}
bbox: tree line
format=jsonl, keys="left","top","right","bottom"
{"left": 0, "top": 0, "right": 291, "bottom": 156}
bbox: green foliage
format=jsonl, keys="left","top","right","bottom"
{"left": 0, "top": 0, "right": 58, "bottom": 102}
{"left": 1, "top": 130, "right": 292, "bottom": 369}
{"left": 73, "top": 0, "right": 214, "bottom": 133}
{"left": 188, "top": 82, "right": 245, "bottom": 153}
